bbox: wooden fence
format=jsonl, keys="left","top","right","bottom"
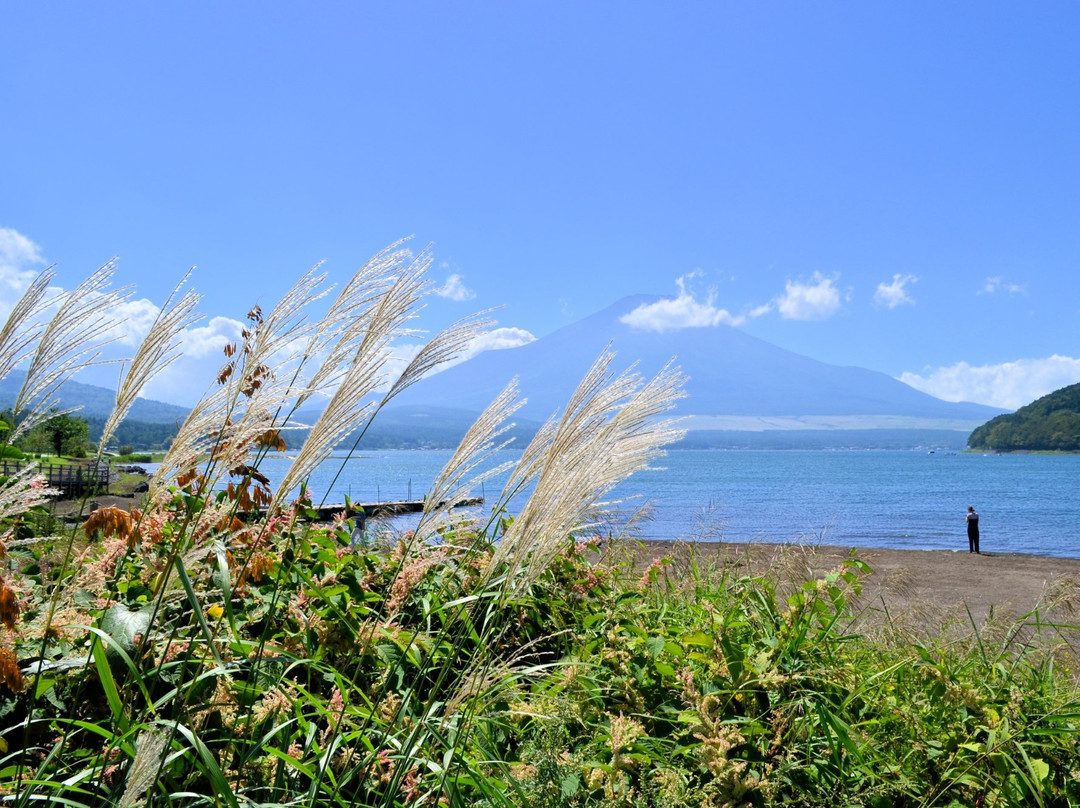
{"left": 0, "top": 460, "right": 110, "bottom": 497}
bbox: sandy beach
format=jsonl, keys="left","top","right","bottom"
{"left": 627, "top": 539, "right": 1080, "bottom": 640}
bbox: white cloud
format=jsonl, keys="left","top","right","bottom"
{"left": 621, "top": 273, "right": 748, "bottom": 331}
{"left": 179, "top": 316, "right": 245, "bottom": 358}
{"left": 104, "top": 296, "right": 168, "bottom": 346}
{"left": 0, "top": 227, "right": 46, "bottom": 309}
{"left": 874, "top": 273, "right": 918, "bottom": 308}
{"left": 776, "top": 272, "right": 844, "bottom": 321}
{"left": 899, "top": 355, "right": 1080, "bottom": 410}
{"left": 435, "top": 273, "right": 476, "bottom": 302}
{"left": 461, "top": 326, "right": 535, "bottom": 357}
{"left": 979, "top": 276, "right": 1026, "bottom": 296}
{"left": 380, "top": 326, "right": 536, "bottom": 389}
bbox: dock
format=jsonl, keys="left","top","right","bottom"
{"left": 260, "top": 497, "right": 484, "bottom": 522}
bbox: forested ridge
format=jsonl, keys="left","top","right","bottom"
{"left": 968, "top": 382, "right": 1080, "bottom": 451}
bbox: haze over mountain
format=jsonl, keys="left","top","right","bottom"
{"left": 0, "top": 297, "right": 1007, "bottom": 450}
{"left": 0, "top": 370, "right": 190, "bottom": 424}
{"left": 391, "top": 295, "right": 1005, "bottom": 432}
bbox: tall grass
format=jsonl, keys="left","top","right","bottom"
{"left": 0, "top": 247, "right": 1078, "bottom": 807}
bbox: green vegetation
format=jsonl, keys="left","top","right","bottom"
{"left": 0, "top": 246, "right": 1078, "bottom": 807}
{"left": 1, "top": 409, "right": 94, "bottom": 458}
{"left": 84, "top": 415, "right": 179, "bottom": 452}
{"left": 4, "top": 503, "right": 1080, "bottom": 806}
{"left": 969, "top": 383, "right": 1080, "bottom": 452}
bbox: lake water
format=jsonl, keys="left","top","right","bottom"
{"left": 239, "top": 449, "right": 1080, "bottom": 559}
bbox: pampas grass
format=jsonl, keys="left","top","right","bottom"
{"left": 10, "top": 262, "right": 129, "bottom": 441}
{"left": 491, "top": 349, "right": 686, "bottom": 592}
{"left": 98, "top": 272, "right": 201, "bottom": 453}
{"left": 0, "top": 267, "right": 54, "bottom": 392}
{"left": 413, "top": 379, "right": 523, "bottom": 540}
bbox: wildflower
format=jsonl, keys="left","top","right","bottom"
{"left": 251, "top": 686, "right": 292, "bottom": 726}
{"left": 386, "top": 556, "right": 437, "bottom": 613}
{"left": 639, "top": 557, "right": 666, "bottom": 589}
{"left": 401, "top": 766, "right": 423, "bottom": 802}
{"left": 0, "top": 577, "right": 20, "bottom": 631}
{"left": 608, "top": 713, "right": 645, "bottom": 771}
{"left": 82, "top": 506, "right": 134, "bottom": 543}
{"left": 0, "top": 648, "right": 23, "bottom": 693}
{"left": 206, "top": 604, "right": 224, "bottom": 620}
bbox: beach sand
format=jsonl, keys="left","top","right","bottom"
{"left": 624, "top": 539, "right": 1080, "bottom": 642}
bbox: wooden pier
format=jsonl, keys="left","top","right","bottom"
{"left": 251, "top": 497, "right": 484, "bottom": 522}
{"left": 0, "top": 460, "right": 110, "bottom": 497}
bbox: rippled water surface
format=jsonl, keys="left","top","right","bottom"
{"left": 248, "top": 449, "right": 1080, "bottom": 558}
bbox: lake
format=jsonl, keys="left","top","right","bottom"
{"left": 241, "top": 448, "right": 1080, "bottom": 559}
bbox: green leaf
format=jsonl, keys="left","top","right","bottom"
{"left": 560, "top": 773, "right": 580, "bottom": 798}
{"left": 1029, "top": 757, "right": 1050, "bottom": 782}
{"left": 99, "top": 603, "right": 151, "bottom": 660}
{"left": 645, "top": 636, "right": 666, "bottom": 659}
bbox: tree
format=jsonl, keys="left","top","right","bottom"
{"left": 17, "top": 413, "right": 92, "bottom": 457}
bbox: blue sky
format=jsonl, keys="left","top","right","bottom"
{"left": 2, "top": 2, "right": 1080, "bottom": 409}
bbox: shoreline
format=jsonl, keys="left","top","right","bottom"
{"left": 62, "top": 495, "right": 1080, "bottom": 631}
{"left": 625, "top": 539, "right": 1080, "bottom": 631}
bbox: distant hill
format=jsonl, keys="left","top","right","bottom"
{"left": 390, "top": 295, "right": 1005, "bottom": 430}
{"left": 0, "top": 370, "right": 190, "bottom": 424}
{"left": 0, "top": 371, "right": 190, "bottom": 449}
{"left": 968, "top": 383, "right": 1080, "bottom": 451}
{"left": 284, "top": 404, "right": 543, "bottom": 451}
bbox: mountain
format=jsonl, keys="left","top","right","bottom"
{"left": 0, "top": 371, "right": 191, "bottom": 449}
{"left": 0, "top": 370, "right": 191, "bottom": 424}
{"left": 389, "top": 295, "right": 1005, "bottom": 432}
{"left": 0, "top": 297, "right": 1007, "bottom": 451}
{"left": 968, "top": 383, "right": 1080, "bottom": 451}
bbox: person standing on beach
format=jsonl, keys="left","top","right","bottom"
{"left": 966, "top": 506, "right": 980, "bottom": 554}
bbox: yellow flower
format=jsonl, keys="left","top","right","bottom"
{"left": 207, "top": 604, "right": 224, "bottom": 620}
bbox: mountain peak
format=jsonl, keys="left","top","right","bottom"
{"left": 395, "top": 297, "right": 1005, "bottom": 426}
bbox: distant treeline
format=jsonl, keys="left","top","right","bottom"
{"left": 81, "top": 417, "right": 987, "bottom": 453}
{"left": 84, "top": 416, "right": 180, "bottom": 451}
{"left": 674, "top": 429, "right": 971, "bottom": 451}
{"left": 968, "top": 382, "right": 1080, "bottom": 452}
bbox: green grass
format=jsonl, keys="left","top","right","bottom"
{"left": 4, "top": 515, "right": 1080, "bottom": 807}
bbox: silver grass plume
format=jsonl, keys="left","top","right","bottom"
{"left": 413, "top": 380, "right": 524, "bottom": 540}
{"left": 117, "top": 726, "right": 171, "bottom": 808}
{"left": 147, "top": 385, "right": 225, "bottom": 499}
{"left": 237, "top": 264, "right": 329, "bottom": 383}
{"left": 149, "top": 266, "right": 330, "bottom": 498}
{"left": 10, "top": 262, "right": 131, "bottom": 441}
{"left": 490, "top": 349, "right": 686, "bottom": 593}
{"left": 272, "top": 256, "right": 432, "bottom": 509}
{"left": 292, "top": 242, "right": 413, "bottom": 406}
{"left": 0, "top": 463, "right": 58, "bottom": 523}
{"left": 0, "top": 267, "right": 54, "bottom": 386}
{"left": 98, "top": 271, "right": 202, "bottom": 452}
{"left": 381, "top": 308, "right": 497, "bottom": 406}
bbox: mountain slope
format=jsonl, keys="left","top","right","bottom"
{"left": 968, "top": 383, "right": 1080, "bottom": 451}
{"left": 392, "top": 295, "right": 1005, "bottom": 424}
{"left": 0, "top": 371, "right": 190, "bottom": 423}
